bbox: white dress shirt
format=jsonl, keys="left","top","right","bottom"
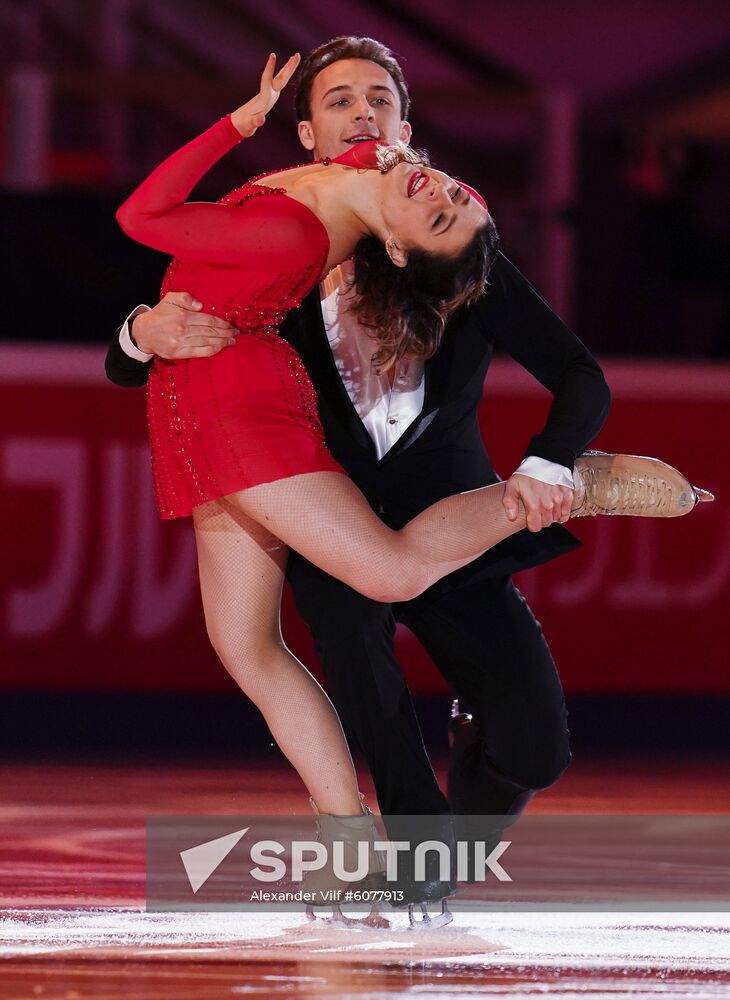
{"left": 119, "top": 304, "right": 155, "bottom": 363}
{"left": 118, "top": 266, "right": 573, "bottom": 487}
{"left": 320, "top": 263, "right": 426, "bottom": 461}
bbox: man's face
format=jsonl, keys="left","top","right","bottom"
{"left": 298, "top": 58, "right": 411, "bottom": 160}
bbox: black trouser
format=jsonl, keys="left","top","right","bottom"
{"left": 288, "top": 554, "right": 572, "bottom": 818}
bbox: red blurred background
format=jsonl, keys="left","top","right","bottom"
{"left": 1, "top": 0, "right": 728, "bottom": 751}
{"left": 3, "top": 348, "right": 727, "bottom": 700}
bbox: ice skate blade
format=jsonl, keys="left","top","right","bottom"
{"left": 407, "top": 899, "right": 453, "bottom": 930}
{"left": 305, "top": 902, "right": 390, "bottom": 929}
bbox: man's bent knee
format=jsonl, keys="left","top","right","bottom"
{"left": 505, "top": 746, "right": 572, "bottom": 791}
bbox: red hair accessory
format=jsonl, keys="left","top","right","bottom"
{"left": 458, "top": 182, "right": 488, "bottom": 212}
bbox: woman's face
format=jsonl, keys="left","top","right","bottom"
{"left": 379, "top": 162, "right": 489, "bottom": 263}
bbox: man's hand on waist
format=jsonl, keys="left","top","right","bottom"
{"left": 131, "top": 292, "right": 238, "bottom": 359}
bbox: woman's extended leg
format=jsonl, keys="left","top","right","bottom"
{"left": 227, "top": 472, "right": 526, "bottom": 603}
{"left": 193, "top": 498, "right": 362, "bottom": 815}
{"left": 225, "top": 450, "right": 709, "bottom": 604}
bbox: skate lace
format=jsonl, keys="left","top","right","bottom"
{"left": 583, "top": 470, "right": 674, "bottom": 516}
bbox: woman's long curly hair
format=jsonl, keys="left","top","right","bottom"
{"left": 350, "top": 144, "right": 500, "bottom": 373}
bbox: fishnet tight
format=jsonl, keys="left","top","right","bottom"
{"left": 230, "top": 472, "right": 528, "bottom": 603}
{"left": 194, "top": 472, "right": 530, "bottom": 814}
{"left": 194, "top": 501, "right": 361, "bottom": 814}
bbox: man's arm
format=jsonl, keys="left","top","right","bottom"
{"left": 104, "top": 292, "right": 238, "bottom": 388}
{"left": 477, "top": 252, "right": 612, "bottom": 531}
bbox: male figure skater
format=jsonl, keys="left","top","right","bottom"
{"left": 105, "top": 37, "right": 611, "bottom": 911}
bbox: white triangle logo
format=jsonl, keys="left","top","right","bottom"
{"left": 180, "top": 827, "right": 250, "bottom": 893}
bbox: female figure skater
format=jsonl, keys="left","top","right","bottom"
{"left": 117, "top": 54, "right": 711, "bottom": 896}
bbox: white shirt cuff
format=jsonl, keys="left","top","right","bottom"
{"left": 514, "top": 456, "right": 574, "bottom": 489}
{"left": 119, "top": 304, "right": 153, "bottom": 362}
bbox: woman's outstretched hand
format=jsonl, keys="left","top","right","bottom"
{"left": 231, "top": 53, "right": 301, "bottom": 138}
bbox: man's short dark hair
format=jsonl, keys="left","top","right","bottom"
{"left": 294, "top": 36, "right": 410, "bottom": 123}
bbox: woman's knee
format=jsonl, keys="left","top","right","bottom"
{"left": 290, "top": 564, "right": 394, "bottom": 635}
{"left": 205, "top": 621, "right": 278, "bottom": 681}
{"left": 359, "top": 563, "right": 431, "bottom": 604}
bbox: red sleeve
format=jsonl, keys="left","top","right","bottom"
{"left": 116, "top": 115, "right": 320, "bottom": 271}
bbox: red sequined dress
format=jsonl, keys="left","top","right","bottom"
{"left": 116, "top": 115, "right": 373, "bottom": 519}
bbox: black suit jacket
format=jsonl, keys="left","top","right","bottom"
{"left": 105, "top": 252, "right": 611, "bottom": 592}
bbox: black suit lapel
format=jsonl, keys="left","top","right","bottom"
{"left": 282, "top": 295, "right": 492, "bottom": 465}
{"left": 376, "top": 364, "right": 434, "bottom": 466}
{"left": 285, "top": 292, "right": 375, "bottom": 454}
{"left": 420, "top": 310, "right": 492, "bottom": 418}
{"left": 378, "top": 313, "right": 493, "bottom": 466}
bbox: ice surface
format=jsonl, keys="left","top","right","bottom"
{"left": 0, "top": 907, "right": 727, "bottom": 971}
